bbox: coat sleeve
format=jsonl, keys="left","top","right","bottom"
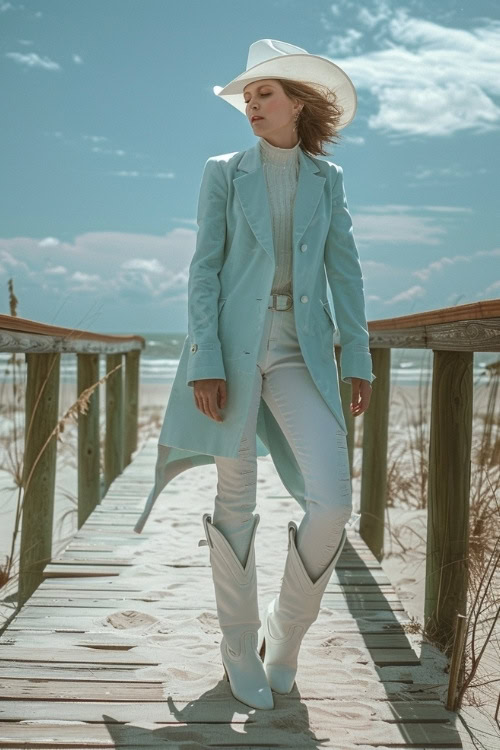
{"left": 324, "top": 165, "right": 376, "bottom": 385}
{"left": 186, "top": 157, "right": 228, "bottom": 388}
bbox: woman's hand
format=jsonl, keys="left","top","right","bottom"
{"left": 349, "top": 377, "right": 372, "bottom": 417}
{"left": 193, "top": 379, "right": 227, "bottom": 422}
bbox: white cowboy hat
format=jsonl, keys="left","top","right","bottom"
{"left": 213, "top": 38, "right": 357, "bottom": 130}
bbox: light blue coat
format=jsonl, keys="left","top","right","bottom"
{"left": 134, "top": 140, "right": 375, "bottom": 534}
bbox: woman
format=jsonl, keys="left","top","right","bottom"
{"left": 134, "top": 39, "right": 376, "bottom": 711}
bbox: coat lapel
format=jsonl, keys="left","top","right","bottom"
{"left": 233, "top": 140, "right": 326, "bottom": 262}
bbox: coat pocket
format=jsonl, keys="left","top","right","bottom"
{"left": 322, "top": 300, "right": 336, "bottom": 331}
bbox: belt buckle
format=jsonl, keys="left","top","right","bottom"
{"left": 269, "top": 293, "right": 293, "bottom": 311}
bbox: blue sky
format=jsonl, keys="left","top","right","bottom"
{"left": 1, "top": 0, "right": 499, "bottom": 334}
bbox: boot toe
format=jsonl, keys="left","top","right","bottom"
{"left": 238, "top": 684, "right": 274, "bottom": 710}
{"left": 222, "top": 636, "right": 275, "bottom": 710}
{"left": 226, "top": 664, "right": 275, "bottom": 709}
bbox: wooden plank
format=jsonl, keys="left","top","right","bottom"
{"left": 16, "top": 598, "right": 408, "bottom": 619}
{"left": 30, "top": 584, "right": 397, "bottom": 604}
{"left": 0, "top": 674, "right": 439, "bottom": 702}
{"left": 6, "top": 613, "right": 413, "bottom": 633}
{"left": 37, "top": 575, "right": 396, "bottom": 589}
{"left": 0, "top": 698, "right": 452, "bottom": 724}
{"left": 0, "top": 645, "right": 419, "bottom": 676}
{"left": 0, "top": 663, "right": 165, "bottom": 680}
{"left": 0, "top": 719, "right": 462, "bottom": 747}
{"left": 52, "top": 554, "right": 135, "bottom": 564}
{"left": 0, "top": 679, "right": 165, "bottom": 701}
{"left": 0, "top": 648, "right": 159, "bottom": 665}
{"left": 0, "top": 631, "right": 413, "bottom": 651}
{"left": 25, "top": 594, "right": 404, "bottom": 608}
{"left": 0, "top": 632, "right": 143, "bottom": 649}
{"left": 42, "top": 564, "right": 126, "bottom": 577}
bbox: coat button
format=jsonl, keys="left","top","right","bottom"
{"left": 300, "top": 295, "right": 308, "bottom": 303}
{"left": 191, "top": 344, "right": 198, "bottom": 352}
{"left": 300, "top": 244, "right": 308, "bottom": 252}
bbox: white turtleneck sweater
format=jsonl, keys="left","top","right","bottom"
{"left": 259, "top": 136, "right": 351, "bottom": 381}
{"left": 259, "top": 136, "right": 301, "bottom": 297}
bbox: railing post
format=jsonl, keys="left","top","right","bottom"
{"left": 359, "top": 347, "right": 391, "bottom": 562}
{"left": 336, "top": 345, "right": 355, "bottom": 472}
{"left": 424, "top": 349, "right": 473, "bottom": 654}
{"left": 124, "top": 349, "right": 140, "bottom": 466}
{"left": 77, "top": 353, "right": 101, "bottom": 527}
{"left": 19, "top": 352, "right": 60, "bottom": 606}
{"left": 104, "top": 353, "right": 124, "bottom": 495}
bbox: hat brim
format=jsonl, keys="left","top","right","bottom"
{"left": 213, "top": 53, "right": 357, "bottom": 130}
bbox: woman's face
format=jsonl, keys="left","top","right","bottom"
{"left": 243, "top": 79, "right": 301, "bottom": 139}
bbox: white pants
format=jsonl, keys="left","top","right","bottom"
{"left": 213, "top": 296, "right": 353, "bottom": 583}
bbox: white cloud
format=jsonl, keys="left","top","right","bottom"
{"left": 357, "top": 1, "right": 391, "bottom": 29}
{"left": 352, "top": 208, "right": 447, "bottom": 245}
{"left": 412, "top": 247, "right": 500, "bottom": 281}
{"left": 110, "top": 170, "right": 175, "bottom": 179}
{"left": 122, "top": 258, "right": 164, "bottom": 273}
{"left": 481, "top": 279, "right": 500, "bottom": 296}
{"left": 0, "top": 249, "right": 30, "bottom": 271}
{"left": 322, "top": 7, "right": 500, "bottom": 136}
{"left": 170, "top": 217, "right": 198, "bottom": 226}
{"left": 39, "top": 237, "right": 60, "bottom": 247}
{"left": 72, "top": 54, "right": 83, "bottom": 64}
{"left": 113, "top": 170, "right": 139, "bottom": 177}
{"left": 92, "top": 146, "right": 125, "bottom": 156}
{"left": 342, "top": 134, "right": 365, "bottom": 145}
{"left": 422, "top": 205, "right": 473, "bottom": 214}
{"left": 326, "top": 28, "right": 363, "bottom": 56}
{"left": 45, "top": 265, "right": 67, "bottom": 275}
{"left": 5, "top": 51, "right": 60, "bottom": 70}
{"left": 83, "top": 135, "right": 108, "bottom": 143}
{"left": 385, "top": 285, "right": 427, "bottom": 304}
{"left": 0, "top": 229, "right": 197, "bottom": 303}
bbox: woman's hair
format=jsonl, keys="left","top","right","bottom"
{"left": 277, "top": 78, "right": 345, "bottom": 156}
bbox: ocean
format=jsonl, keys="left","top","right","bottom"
{"left": 0, "top": 331, "right": 496, "bottom": 386}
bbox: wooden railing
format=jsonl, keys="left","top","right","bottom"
{"left": 0, "top": 315, "right": 146, "bottom": 607}
{"left": 336, "top": 298, "right": 500, "bottom": 655}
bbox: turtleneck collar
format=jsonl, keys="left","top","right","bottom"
{"left": 259, "top": 136, "right": 301, "bottom": 166}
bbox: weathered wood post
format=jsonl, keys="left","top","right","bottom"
{"left": 424, "top": 349, "right": 473, "bottom": 654}
{"left": 336, "top": 344, "right": 355, "bottom": 472}
{"left": 124, "top": 349, "right": 140, "bottom": 466}
{"left": 77, "top": 353, "right": 101, "bottom": 527}
{"left": 104, "top": 353, "right": 124, "bottom": 495}
{"left": 19, "top": 352, "right": 60, "bottom": 606}
{"left": 359, "top": 347, "right": 391, "bottom": 561}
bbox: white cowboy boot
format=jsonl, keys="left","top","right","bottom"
{"left": 199, "top": 513, "right": 274, "bottom": 710}
{"left": 257, "top": 520, "right": 347, "bottom": 694}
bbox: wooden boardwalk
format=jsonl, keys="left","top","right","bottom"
{"left": 0, "top": 437, "right": 463, "bottom": 749}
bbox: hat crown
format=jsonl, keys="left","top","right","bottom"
{"left": 246, "top": 39, "right": 309, "bottom": 71}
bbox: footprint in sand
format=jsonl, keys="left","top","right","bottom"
{"left": 104, "top": 610, "right": 159, "bottom": 630}
{"left": 197, "top": 611, "right": 219, "bottom": 633}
